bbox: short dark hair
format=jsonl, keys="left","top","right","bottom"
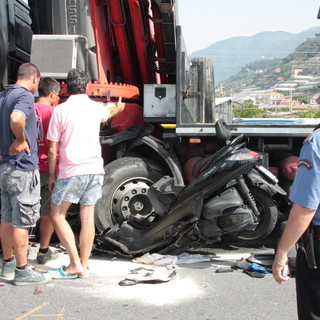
{"left": 38, "top": 77, "right": 60, "bottom": 97}
{"left": 66, "top": 69, "right": 90, "bottom": 94}
{"left": 17, "top": 63, "right": 40, "bottom": 80}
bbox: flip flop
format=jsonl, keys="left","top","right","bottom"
{"left": 246, "top": 254, "right": 275, "bottom": 270}
{"left": 48, "top": 266, "right": 79, "bottom": 279}
{"left": 243, "top": 268, "right": 266, "bottom": 278}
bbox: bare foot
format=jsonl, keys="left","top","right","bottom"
{"left": 79, "top": 268, "right": 89, "bottom": 278}
{"left": 64, "top": 265, "right": 84, "bottom": 275}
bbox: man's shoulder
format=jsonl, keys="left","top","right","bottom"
{"left": 301, "top": 129, "right": 320, "bottom": 159}
{"left": 69, "top": 94, "right": 100, "bottom": 105}
{"left": 35, "top": 103, "right": 54, "bottom": 111}
{"left": 13, "top": 86, "right": 34, "bottom": 106}
{"left": 1, "top": 85, "right": 30, "bottom": 100}
{"left": 9, "top": 85, "right": 31, "bottom": 97}
{"left": 52, "top": 102, "right": 66, "bottom": 113}
{"left": 304, "top": 129, "right": 320, "bottom": 144}
{"left": 35, "top": 102, "right": 51, "bottom": 107}
{"left": 0, "top": 86, "right": 32, "bottom": 113}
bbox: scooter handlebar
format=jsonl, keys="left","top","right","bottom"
{"left": 229, "top": 134, "right": 244, "bottom": 147}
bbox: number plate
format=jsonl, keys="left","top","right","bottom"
{"left": 256, "top": 165, "right": 278, "bottom": 183}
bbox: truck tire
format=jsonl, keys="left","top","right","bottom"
{"left": 95, "top": 157, "right": 165, "bottom": 233}
{"left": 230, "top": 187, "right": 278, "bottom": 243}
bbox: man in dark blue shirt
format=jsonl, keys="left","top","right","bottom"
{"left": 0, "top": 63, "right": 51, "bottom": 285}
{"left": 273, "top": 128, "right": 320, "bottom": 319}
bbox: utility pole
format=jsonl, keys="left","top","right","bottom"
{"left": 219, "top": 82, "right": 224, "bottom": 97}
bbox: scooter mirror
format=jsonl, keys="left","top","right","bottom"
{"left": 215, "top": 119, "right": 232, "bottom": 142}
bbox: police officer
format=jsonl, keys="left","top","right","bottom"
{"left": 273, "top": 128, "right": 320, "bottom": 319}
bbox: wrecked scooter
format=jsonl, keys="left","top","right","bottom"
{"left": 95, "top": 119, "right": 286, "bottom": 256}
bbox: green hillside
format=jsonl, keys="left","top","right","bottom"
{"left": 222, "top": 34, "right": 320, "bottom": 95}
{"left": 190, "top": 27, "right": 320, "bottom": 83}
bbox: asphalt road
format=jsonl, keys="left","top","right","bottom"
{"left": 0, "top": 242, "right": 297, "bottom": 320}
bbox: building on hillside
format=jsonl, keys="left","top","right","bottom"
{"left": 274, "top": 82, "right": 298, "bottom": 92}
{"left": 292, "top": 69, "right": 303, "bottom": 77}
{"left": 275, "top": 96, "right": 301, "bottom": 108}
{"left": 255, "top": 91, "right": 284, "bottom": 107}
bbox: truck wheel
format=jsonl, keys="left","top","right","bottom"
{"left": 230, "top": 187, "right": 278, "bottom": 243}
{"left": 95, "top": 157, "right": 165, "bottom": 234}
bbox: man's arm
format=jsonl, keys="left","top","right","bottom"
{"left": 107, "top": 96, "right": 125, "bottom": 118}
{"left": 9, "top": 110, "right": 30, "bottom": 156}
{"left": 48, "top": 140, "right": 58, "bottom": 192}
{"left": 272, "top": 203, "right": 315, "bottom": 284}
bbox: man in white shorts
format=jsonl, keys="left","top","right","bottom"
{"left": 47, "top": 68, "right": 125, "bottom": 279}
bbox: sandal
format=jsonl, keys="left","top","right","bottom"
{"left": 48, "top": 266, "right": 79, "bottom": 279}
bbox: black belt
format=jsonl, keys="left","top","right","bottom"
{"left": 313, "top": 225, "right": 320, "bottom": 237}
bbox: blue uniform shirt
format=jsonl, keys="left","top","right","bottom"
{"left": 290, "top": 129, "right": 320, "bottom": 225}
{"left": 0, "top": 84, "right": 39, "bottom": 171}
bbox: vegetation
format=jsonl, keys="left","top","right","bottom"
{"left": 233, "top": 100, "right": 267, "bottom": 118}
{"left": 292, "top": 110, "right": 320, "bottom": 118}
{"left": 292, "top": 95, "right": 310, "bottom": 104}
{"left": 233, "top": 100, "right": 320, "bottom": 119}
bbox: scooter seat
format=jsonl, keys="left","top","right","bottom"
{"left": 192, "top": 143, "right": 233, "bottom": 178}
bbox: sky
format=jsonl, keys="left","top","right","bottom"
{"left": 178, "top": 0, "right": 320, "bottom": 54}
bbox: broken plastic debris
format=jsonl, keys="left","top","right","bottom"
{"left": 119, "top": 267, "right": 176, "bottom": 286}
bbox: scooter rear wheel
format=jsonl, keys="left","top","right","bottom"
{"left": 229, "top": 187, "right": 278, "bottom": 243}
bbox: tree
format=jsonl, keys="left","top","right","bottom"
{"left": 233, "top": 100, "right": 267, "bottom": 118}
{"left": 292, "top": 110, "right": 320, "bottom": 118}
{"left": 292, "top": 95, "right": 310, "bottom": 104}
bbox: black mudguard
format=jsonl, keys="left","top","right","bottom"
{"left": 100, "top": 124, "right": 185, "bottom": 187}
{"left": 99, "top": 123, "right": 154, "bottom": 146}
{"left": 247, "top": 169, "right": 286, "bottom": 196}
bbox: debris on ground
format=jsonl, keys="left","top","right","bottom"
{"left": 132, "top": 252, "right": 211, "bottom": 267}
{"left": 235, "top": 253, "right": 274, "bottom": 278}
{"left": 119, "top": 267, "right": 176, "bottom": 286}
